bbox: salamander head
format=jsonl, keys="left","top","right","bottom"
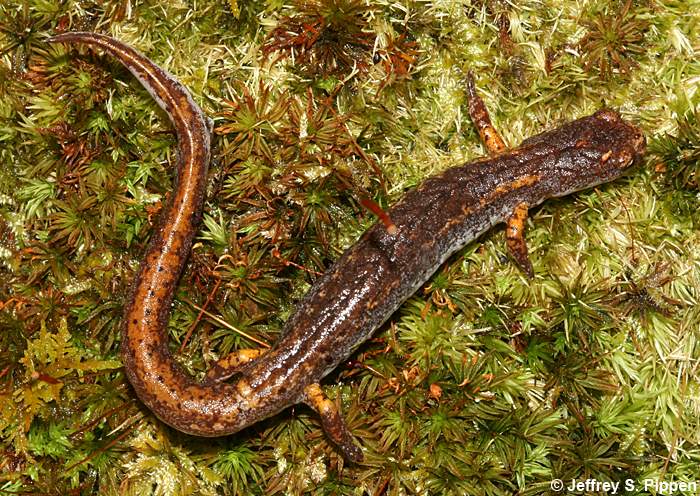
{"left": 548, "top": 109, "right": 646, "bottom": 196}
{"left": 591, "top": 108, "right": 646, "bottom": 165}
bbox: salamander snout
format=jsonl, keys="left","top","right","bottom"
{"left": 629, "top": 126, "right": 646, "bottom": 157}
{"left": 617, "top": 122, "right": 646, "bottom": 169}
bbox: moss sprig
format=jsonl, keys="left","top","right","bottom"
{"left": 650, "top": 108, "right": 700, "bottom": 191}
{"left": 578, "top": 0, "right": 649, "bottom": 80}
{"left": 262, "top": 0, "right": 375, "bottom": 79}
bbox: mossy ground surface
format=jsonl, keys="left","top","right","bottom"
{"left": 1, "top": 1, "right": 699, "bottom": 495}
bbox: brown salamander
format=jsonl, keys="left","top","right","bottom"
{"left": 48, "top": 32, "right": 646, "bottom": 462}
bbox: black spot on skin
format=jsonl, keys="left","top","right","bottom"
{"left": 157, "top": 265, "right": 163, "bottom": 272}
{"left": 149, "top": 290, "right": 155, "bottom": 297}
{"left": 145, "top": 309, "right": 151, "bottom": 315}
{"left": 132, "top": 319, "right": 137, "bottom": 324}
{"left": 157, "top": 375, "right": 164, "bottom": 383}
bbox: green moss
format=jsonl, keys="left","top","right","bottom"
{"left": 1, "top": 0, "right": 699, "bottom": 494}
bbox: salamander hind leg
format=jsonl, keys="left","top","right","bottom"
{"left": 204, "top": 348, "right": 266, "bottom": 383}
{"left": 303, "top": 383, "right": 364, "bottom": 462}
{"left": 466, "top": 71, "right": 508, "bottom": 155}
{"left": 506, "top": 202, "right": 534, "bottom": 278}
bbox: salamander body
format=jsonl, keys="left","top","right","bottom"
{"left": 48, "top": 32, "right": 645, "bottom": 461}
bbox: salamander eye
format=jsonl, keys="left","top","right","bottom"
{"left": 630, "top": 131, "right": 646, "bottom": 152}
{"left": 595, "top": 109, "right": 619, "bottom": 123}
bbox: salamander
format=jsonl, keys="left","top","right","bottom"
{"left": 47, "top": 32, "right": 646, "bottom": 462}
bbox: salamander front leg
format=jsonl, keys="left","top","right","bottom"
{"left": 506, "top": 202, "right": 534, "bottom": 278}
{"left": 466, "top": 71, "right": 508, "bottom": 155}
{"left": 303, "top": 383, "right": 363, "bottom": 462}
{"left": 205, "top": 349, "right": 265, "bottom": 383}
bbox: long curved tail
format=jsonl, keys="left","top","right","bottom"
{"left": 47, "top": 33, "right": 364, "bottom": 462}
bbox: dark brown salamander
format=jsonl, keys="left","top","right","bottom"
{"left": 48, "top": 33, "right": 646, "bottom": 462}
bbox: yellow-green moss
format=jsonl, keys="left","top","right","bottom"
{"left": 1, "top": 0, "right": 699, "bottom": 494}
